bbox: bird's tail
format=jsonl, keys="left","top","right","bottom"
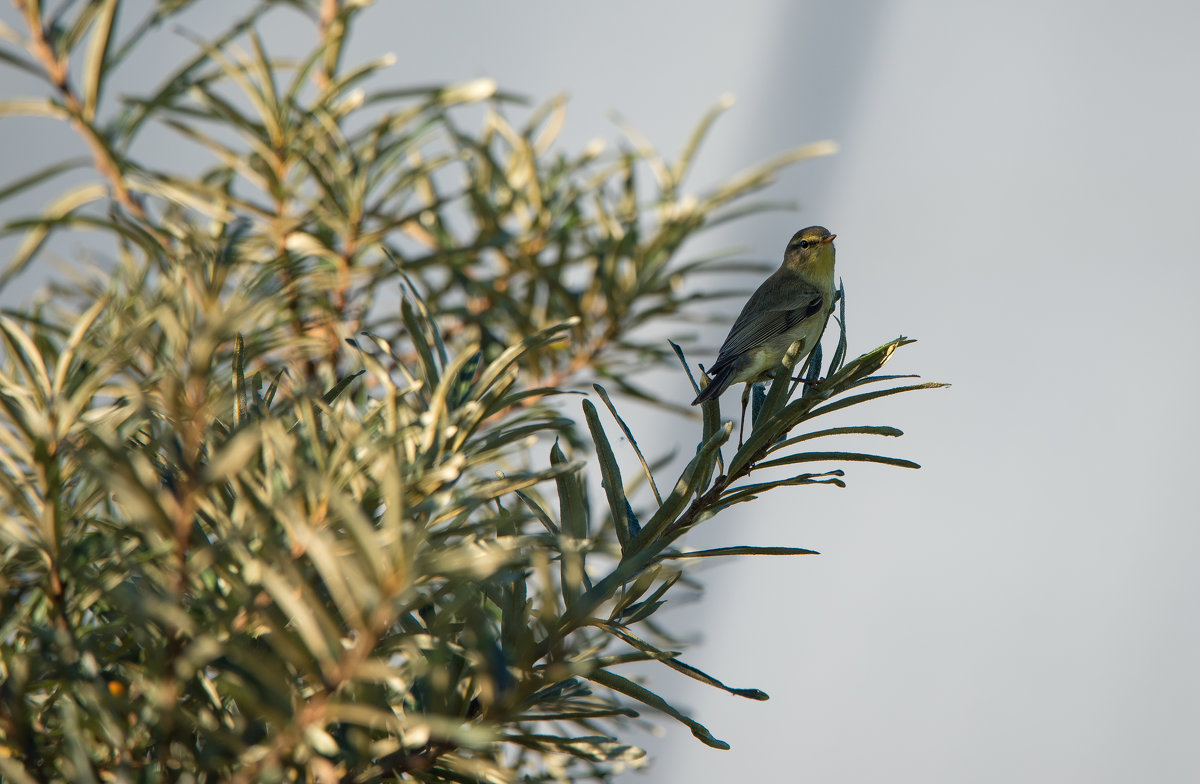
{"left": 691, "top": 365, "right": 735, "bottom": 406}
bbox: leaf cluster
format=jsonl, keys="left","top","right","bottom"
{"left": 0, "top": 0, "right": 831, "bottom": 398}
{"left": 0, "top": 2, "right": 943, "bottom": 781}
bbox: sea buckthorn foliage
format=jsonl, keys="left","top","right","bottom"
{"left": 0, "top": 2, "right": 943, "bottom": 781}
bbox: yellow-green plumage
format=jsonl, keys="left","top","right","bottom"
{"left": 692, "top": 226, "right": 837, "bottom": 406}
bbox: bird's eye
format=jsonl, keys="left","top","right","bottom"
{"left": 798, "top": 240, "right": 810, "bottom": 250}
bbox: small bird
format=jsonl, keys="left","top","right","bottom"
{"left": 691, "top": 226, "right": 838, "bottom": 439}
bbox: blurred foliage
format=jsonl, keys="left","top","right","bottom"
{"left": 0, "top": 1, "right": 943, "bottom": 781}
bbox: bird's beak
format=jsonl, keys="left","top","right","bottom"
{"left": 821, "top": 234, "right": 836, "bottom": 245}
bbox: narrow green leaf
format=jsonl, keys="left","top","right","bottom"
{"left": 671, "top": 94, "right": 734, "bottom": 188}
{"left": 0, "top": 183, "right": 107, "bottom": 290}
{"left": 806, "top": 382, "right": 949, "bottom": 420}
{"left": 821, "top": 338, "right": 912, "bottom": 389}
{"left": 244, "top": 31, "right": 282, "bottom": 144}
{"left": 613, "top": 571, "right": 677, "bottom": 625}
{"left": 0, "top": 99, "right": 70, "bottom": 120}
{"left": 264, "top": 367, "right": 286, "bottom": 407}
{"left": 632, "top": 421, "right": 731, "bottom": 548}
{"left": 829, "top": 280, "right": 848, "bottom": 373}
{"left": 0, "top": 316, "right": 52, "bottom": 405}
{"left": 421, "top": 345, "right": 483, "bottom": 454}
{"left": 233, "top": 333, "right": 247, "bottom": 428}
{"left": 257, "top": 566, "right": 339, "bottom": 667}
{"left": 702, "top": 140, "right": 838, "bottom": 211}
{"left": 623, "top": 497, "right": 641, "bottom": 540}
{"left": 660, "top": 656, "right": 768, "bottom": 701}
{"left": 61, "top": 1, "right": 104, "bottom": 52}
{"left": 718, "top": 472, "right": 847, "bottom": 507}
{"left": 0, "top": 48, "right": 44, "bottom": 79}
{"left": 550, "top": 439, "right": 587, "bottom": 539}
{"left": 609, "top": 566, "right": 662, "bottom": 621}
{"left": 470, "top": 416, "right": 576, "bottom": 458}
{"left": 770, "top": 425, "right": 905, "bottom": 453}
{"left": 586, "top": 669, "right": 730, "bottom": 750}
{"left": 668, "top": 338, "right": 701, "bottom": 398}
{"left": 473, "top": 317, "right": 579, "bottom": 395}
{"left": 583, "top": 399, "right": 632, "bottom": 551}
{"left": 619, "top": 599, "right": 665, "bottom": 625}
{"left": 369, "top": 77, "right": 501, "bottom": 106}
{"left": 320, "top": 370, "right": 365, "bottom": 406}
{"left": 514, "top": 490, "right": 559, "bottom": 535}
{"left": 112, "top": 5, "right": 266, "bottom": 137}
{"left": 754, "top": 450, "right": 921, "bottom": 472}
{"left": 401, "top": 297, "right": 441, "bottom": 387}
{"left": 527, "top": 93, "right": 567, "bottom": 154}
{"left": 515, "top": 708, "right": 639, "bottom": 722}
{"left": 751, "top": 381, "right": 767, "bottom": 426}
{"left": 799, "top": 340, "right": 823, "bottom": 398}
{"left": 598, "top": 619, "right": 770, "bottom": 700}
{"left": 400, "top": 272, "right": 449, "bottom": 369}
{"left": 0, "top": 158, "right": 90, "bottom": 205}
{"left": 81, "top": 0, "right": 119, "bottom": 122}
{"left": 560, "top": 537, "right": 587, "bottom": 607}
{"left": 702, "top": 199, "right": 797, "bottom": 229}
{"left": 49, "top": 292, "right": 109, "bottom": 400}
{"left": 448, "top": 349, "right": 482, "bottom": 408}
{"left": 353, "top": 330, "right": 421, "bottom": 391}
{"left": 663, "top": 545, "right": 820, "bottom": 558}
{"left": 430, "top": 463, "right": 585, "bottom": 526}
{"left": 595, "top": 371, "right": 696, "bottom": 417}
{"left": 727, "top": 339, "right": 926, "bottom": 475}
{"left": 681, "top": 340, "right": 726, "bottom": 478}
{"left": 608, "top": 109, "right": 670, "bottom": 192}
{"left": 593, "top": 383, "right": 661, "bottom": 505}
{"left": 314, "top": 55, "right": 396, "bottom": 117}
{"left": 850, "top": 373, "right": 922, "bottom": 387}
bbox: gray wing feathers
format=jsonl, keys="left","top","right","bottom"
{"left": 708, "top": 277, "right": 824, "bottom": 375}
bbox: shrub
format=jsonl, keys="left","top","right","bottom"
{"left": 0, "top": 2, "right": 943, "bottom": 781}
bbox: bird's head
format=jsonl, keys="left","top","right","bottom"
{"left": 783, "top": 226, "right": 836, "bottom": 271}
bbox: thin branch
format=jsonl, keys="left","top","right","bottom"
{"left": 14, "top": 0, "right": 170, "bottom": 248}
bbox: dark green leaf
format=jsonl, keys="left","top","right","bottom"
{"left": 583, "top": 398, "right": 632, "bottom": 551}
{"left": 663, "top": 546, "right": 820, "bottom": 559}
{"left": 593, "top": 383, "right": 661, "bottom": 505}
{"left": 754, "top": 451, "right": 921, "bottom": 472}
{"left": 586, "top": 669, "right": 730, "bottom": 750}
{"left": 551, "top": 439, "right": 587, "bottom": 539}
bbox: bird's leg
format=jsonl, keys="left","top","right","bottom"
{"left": 791, "top": 346, "right": 824, "bottom": 386}
{"left": 737, "top": 383, "right": 751, "bottom": 448}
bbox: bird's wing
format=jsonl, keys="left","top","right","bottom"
{"left": 708, "top": 277, "right": 825, "bottom": 375}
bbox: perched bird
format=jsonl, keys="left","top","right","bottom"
{"left": 691, "top": 226, "right": 838, "bottom": 440}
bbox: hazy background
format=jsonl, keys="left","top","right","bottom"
{"left": 3, "top": 1, "right": 1198, "bottom": 781}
